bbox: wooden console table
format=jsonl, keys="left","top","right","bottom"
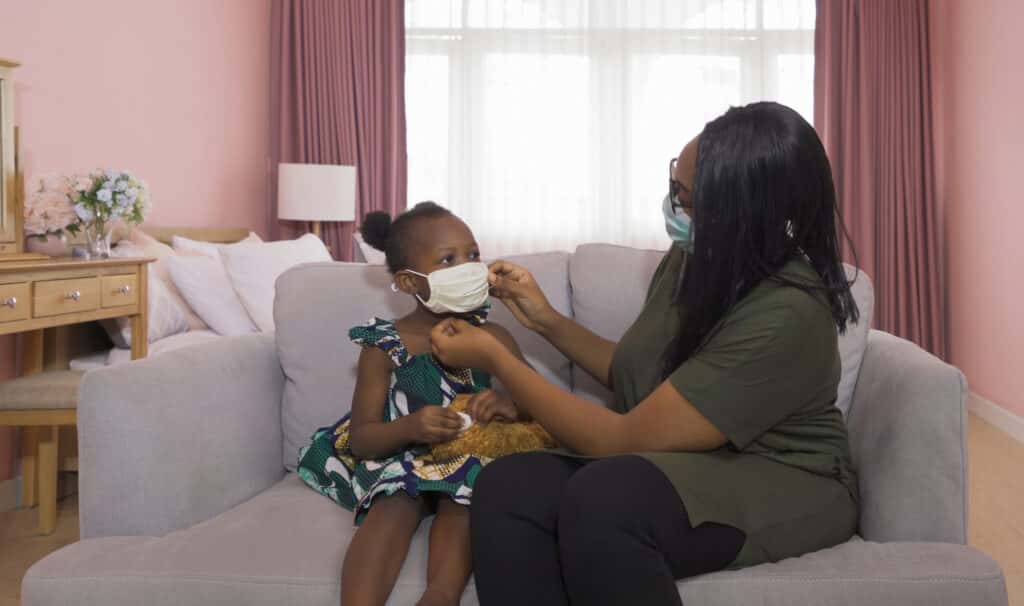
{"left": 0, "top": 256, "right": 152, "bottom": 533}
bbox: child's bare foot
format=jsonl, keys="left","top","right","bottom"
{"left": 415, "top": 586, "right": 460, "bottom": 606}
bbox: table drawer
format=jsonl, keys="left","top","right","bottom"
{"left": 0, "top": 283, "right": 31, "bottom": 323}
{"left": 34, "top": 278, "right": 100, "bottom": 318}
{"left": 101, "top": 274, "right": 138, "bottom": 308}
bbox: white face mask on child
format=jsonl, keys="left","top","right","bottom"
{"left": 397, "top": 261, "right": 490, "bottom": 314}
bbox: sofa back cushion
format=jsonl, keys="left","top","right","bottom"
{"left": 275, "top": 252, "right": 572, "bottom": 470}
{"left": 568, "top": 244, "right": 666, "bottom": 406}
{"left": 569, "top": 244, "right": 874, "bottom": 417}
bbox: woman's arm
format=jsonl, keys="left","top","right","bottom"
{"left": 349, "top": 347, "right": 462, "bottom": 459}
{"left": 489, "top": 261, "right": 617, "bottom": 388}
{"left": 431, "top": 319, "right": 726, "bottom": 456}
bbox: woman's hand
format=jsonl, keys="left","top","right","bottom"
{"left": 430, "top": 318, "right": 506, "bottom": 373}
{"left": 406, "top": 405, "right": 463, "bottom": 445}
{"left": 466, "top": 389, "right": 519, "bottom": 424}
{"left": 488, "top": 261, "right": 561, "bottom": 334}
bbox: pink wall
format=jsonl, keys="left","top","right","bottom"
{"left": 0, "top": 0, "right": 272, "bottom": 483}
{"left": 931, "top": 0, "right": 1024, "bottom": 416}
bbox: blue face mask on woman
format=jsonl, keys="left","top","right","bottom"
{"left": 662, "top": 193, "right": 694, "bottom": 252}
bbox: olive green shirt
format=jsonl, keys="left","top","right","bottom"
{"left": 608, "top": 244, "right": 858, "bottom": 567}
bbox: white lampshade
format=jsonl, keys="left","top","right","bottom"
{"left": 277, "top": 163, "right": 357, "bottom": 222}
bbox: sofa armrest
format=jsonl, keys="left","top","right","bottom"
{"left": 847, "top": 330, "right": 968, "bottom": 544}
{"left": 78, "top": 334, "right": 286, "bottom": 539}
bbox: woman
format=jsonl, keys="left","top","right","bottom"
{"left": 430, "top": 102, "right": 860, "bottom": 606}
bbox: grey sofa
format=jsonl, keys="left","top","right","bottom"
{"left": 23, "top": 244, "right": 1007, "bottom": 605}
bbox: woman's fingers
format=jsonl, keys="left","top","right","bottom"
{"left": 488, "top": 260, "right": 524, "bottom": 281}
{"left": 488, "top": 261, "right": 530, "bottom": 295}
{"left": 429, "top": 318, "right": 456, "bottom": 348}
{"left": 489, "top": 275, "right": 525, "bottom": 299}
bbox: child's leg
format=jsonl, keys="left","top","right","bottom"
{"left": 342, "top": 493, "right": 427, "bottom": 606}
{"left": 417, "top": 497, "right": 472, "bottom": 606}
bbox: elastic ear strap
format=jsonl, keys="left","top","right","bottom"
{"left": 392, "top": 268, "right": 427, "bottom": 293}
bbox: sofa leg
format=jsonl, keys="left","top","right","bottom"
{"left": 20, "top": 426, "right": 38, "bottom": 508}
{"left": 37, "top": 425, "right": 59, "bottom": 535}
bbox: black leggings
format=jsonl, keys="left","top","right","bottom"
{"left": 470, "top": 453, "right": 745, "bottom": 606}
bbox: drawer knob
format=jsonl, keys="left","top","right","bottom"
{"left": 2, "top": 296, "right": 15, "bottom": 308}
{"left": 65, "top": 290, "right": 82, "bottom": 302}
{"left": 118, "top": 285, "right": 132, "bottom": 295}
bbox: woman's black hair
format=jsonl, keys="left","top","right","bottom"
{"left": 360, "top": 201, "right": 454, "bottom": 273}
{"left": 666, "top": 101, "right": 860, "bottom": 374}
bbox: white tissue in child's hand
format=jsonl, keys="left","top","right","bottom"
{"left": 456, "top": 412, "right": 473, "bottom": 432}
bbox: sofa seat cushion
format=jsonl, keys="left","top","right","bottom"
{"left": 24, "top": 474, "right": 462, "bottom": 606}
{"left": 23, "top": 476, "right": 1006, "bottom": 606}
{"left": 679, "top": 539, "right": 1006, "bottom": 605}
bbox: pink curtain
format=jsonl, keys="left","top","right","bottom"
{"left": 814, "top": 0, "right": 946, "bottom": 359}
{"left": 269, "top": 0, "right": 407, "bottom": 260}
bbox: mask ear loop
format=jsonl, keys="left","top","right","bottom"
{"left": 391, "top": 269, "right": 429, "bottom": 295}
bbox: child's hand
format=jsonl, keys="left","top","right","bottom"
{"left": 467, "top": 389, "right": 519, "bottom": 424}
{"left": 408, "top": 405, "right": 463, "bottom": 444}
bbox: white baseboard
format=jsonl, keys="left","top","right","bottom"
{"left": 0, "top": 475, "right": 20, "bottom": 513}
{"left": 969, "top": 392, "right": 1024, "bottom": 444}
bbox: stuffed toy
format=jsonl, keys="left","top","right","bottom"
{"left": 430, "top": 394, "right": 557, "bottom": 461}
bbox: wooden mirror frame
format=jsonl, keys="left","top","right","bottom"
{"left": 0, "top": 58, "right": 22, "bottom": 257}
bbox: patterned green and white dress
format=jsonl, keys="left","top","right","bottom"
{"left": 297, "top": 308, "right": 492, "bottom": 524}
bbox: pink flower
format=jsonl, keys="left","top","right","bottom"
{"left": 23, "top": 174, "right": 79, "bottom": 236}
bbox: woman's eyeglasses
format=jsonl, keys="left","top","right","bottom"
{"left": 669, "top": 158, "right": 685, "bottom": 213}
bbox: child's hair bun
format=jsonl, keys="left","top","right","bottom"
{"left": 360, "top": 211, "right": 392, "bottom": 252}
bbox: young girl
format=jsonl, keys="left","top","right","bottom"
{"left": 297, "top": 202, "right": 529, "bottom": 606}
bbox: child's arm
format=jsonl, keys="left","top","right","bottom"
{"left": 481, "top": 322, "right": 527, "bottom": 364}
{"left": 348, "top": 347, "right": 463, "bottom": 459}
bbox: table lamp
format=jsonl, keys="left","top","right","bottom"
{"left": 277, "top": 163, "right": 357, "bottom": 238}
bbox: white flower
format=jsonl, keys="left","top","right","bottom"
{"left": 97, "top": 189, "right": 113, "bottom": 203}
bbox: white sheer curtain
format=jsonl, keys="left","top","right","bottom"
{"left": 405, "top": 0, "right": 815, "bottom": 256}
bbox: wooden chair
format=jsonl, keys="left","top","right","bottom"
{"left": 0, "top": 369, "right": 82, "bottom": 534}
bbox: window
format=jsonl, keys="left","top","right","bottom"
{"left": 406, "top": 0, "right": 815, "bottom": 256}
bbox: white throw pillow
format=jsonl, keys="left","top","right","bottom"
{"left": 109, "top": 235, "right": 208, "bottom": 332}
{"left": 166, "top": 256, "right": 259, "bottom": 336}
{"left": 220, "top": 234, "right": 333, "bottom": 332}
{"left": 172, "top": 232, "right": 263, "bottom": 260}
{"left": 102, "top": 240, "right": 192, "bottom": 347}
{"left": 835, "top": 264, "right": 875, "bottom": 418}
{"left": 102, "top": 269, "right": 190, "bottom": 347}
{"left": 354, "top": 232, "right": 386, "bottom": 264}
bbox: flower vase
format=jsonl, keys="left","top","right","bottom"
{"left": 25, "top": 234, "right": 71, "bottom": 257}
{"left": 85, "top": 221, "right": 113, "bottom": 259}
